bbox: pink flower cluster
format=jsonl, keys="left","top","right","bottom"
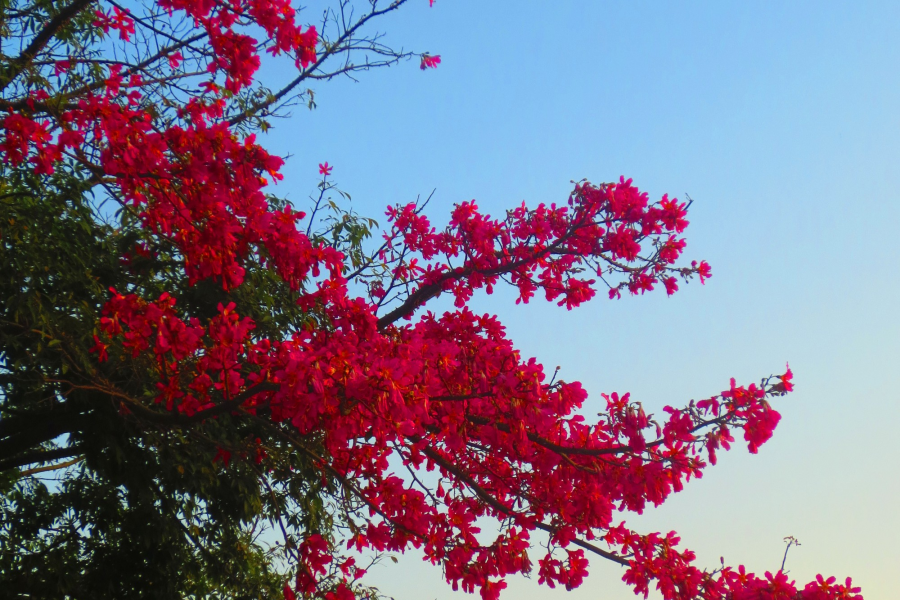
{"left": 375, "top": 178, "right": 710, "bottom": 324}
{"left": 157, "top": 0, "right": 317, "bottom": 92}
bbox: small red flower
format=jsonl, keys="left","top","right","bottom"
{"left": 89, "top": 335, "right": 109, "bottom": 362}
{"left": 168, "top": 51, "right": 183, "bottom": 69}
{"left": 772, "top": 363, "right": 794, "bottom": 394}
{"left": 318, "top": 162, "right": 333, "bottom": 176}
{"left": 420, "top": 54, "right": 441, "bottom": 70}
{"left": 213, "top": 447, "right": 232, "bottom": 466}
{"left": 694, "top": 259, "right": 712, "bottom": 283}
{"left": 53, "top": 60, "right": 72, "bottom": 76}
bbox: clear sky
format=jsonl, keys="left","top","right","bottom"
{"left": 263, "top": 1, "right": 900, "bottom": 598}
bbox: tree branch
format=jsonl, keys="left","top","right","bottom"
{"left": 0, "top": 445, "right": 84, "bottom": 472}
{"left": 228, "top": 0, "right": 410, "bottom": 126}
{"left": 375, "top": 215, "right": 594, "bottom": 329}
{"left": 419, "top": 442, "right": 630, "bottom": 567}
{"left": 0, "top": 414, "right": 87, "bottom": 463}
{"left": 0, "top": 0, "right": 97, "bottom": 93}
{"left": 78, "top": 380, "right": 280, "bottom": 426}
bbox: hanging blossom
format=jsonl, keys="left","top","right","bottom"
{"left": 420, "top": 54, "right": 441, "bottom": 70}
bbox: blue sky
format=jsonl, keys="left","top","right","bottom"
{"left": 263, "top": 1, "right": 900, "bottom": 597}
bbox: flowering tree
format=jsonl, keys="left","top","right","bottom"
{"left": 0, "top": 1, "right": 862, "bottom": 599}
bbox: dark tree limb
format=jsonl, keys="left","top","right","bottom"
{"left": 0, "top": 444, "right": 84, "bottom": 472}
{"left": 0, "top": 0, "right": 97, "bottom": 93}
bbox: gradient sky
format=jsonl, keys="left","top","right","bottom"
{"left": 261, "top": 1, "right": 900, "bottom": 597}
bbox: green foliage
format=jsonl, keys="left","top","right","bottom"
{"left": 0, "top": 159, "right": 371, "bottom": 598}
